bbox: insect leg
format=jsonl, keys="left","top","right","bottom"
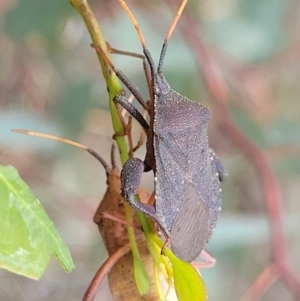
{"left": 112, "top": 93, "right": 143, "bottom": 158}
{"left": 160, "top": 237, "right": 171, "bottom": 256}
{"left": 110, "top": 142, "right": 118, "bottom": 169}
{"left": 117, "top": 92, "right": 148, "bottom": 156}
{"left": 93, "top": 44, "right": 148, "bottom": 110}
{"left": 209, "top": 148, "right": 227, "bottom": 182}
{"left": 121, "top": 157, "right": 155, "bottom": 216}
{"left": 191, "top": 249, "right": 216, "bottom": 269}
{"left": 111, "top": 92, "right": 149, "bottom": 156}
{"left": 12, "top": 129, "right": 112, "bottom": 173}
{"left": 107, "top": 43, "right": 152, "bottom": 101}
{"left": 132, "top": 109, "right": 147, "bottom": 153}
{"left": 114, "top": 94, "right": 149, "bottom": 132}
{"left": 121, "top": 157, "right": 170, "bottom": 237}
{"left": 101, "top": 211, "right": 140, "bottom": 229}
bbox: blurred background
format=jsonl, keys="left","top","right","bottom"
{"left": 0, "top": 0, "right": 300, "bottom": 300}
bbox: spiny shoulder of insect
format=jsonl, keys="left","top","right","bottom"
{"left": 163, "top": 89, "right": 211, "bottom": 109}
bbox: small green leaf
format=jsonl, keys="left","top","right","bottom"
{"left": 133, "top": 256, "right": 150, "bottom": 295}
{"left": 167, "top": 252, "right": 207, "bottom": 301}
{"left": 143, "top": 222, "right": 207, "bottom": 301}
{"left": 0, "top": 165, "right": 75, "bottom": 279}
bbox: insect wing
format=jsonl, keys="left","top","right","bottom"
{"left": 154, "top": 134, "right": 187, "bottom": 233}
{"left": 171, "top": 184, "right": 209, "bottom": 262}
{"left": 153, "top": 90, "right": 218, "bottom": 261}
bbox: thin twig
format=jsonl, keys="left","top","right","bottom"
{"left": 239, "top": 264, "right": 278, "bottom": 301}
{"left": 83, "top": 245, "right": 131, "bottom": 301}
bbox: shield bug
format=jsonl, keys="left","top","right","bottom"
{"left": 94, "top": 0, "right": 225, "bottom": 262}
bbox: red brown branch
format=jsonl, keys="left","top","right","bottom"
{"left": 240, "top": 264, "right": 278, "bottom": 301}
{"left": 83, "top": 245, "right": 131, "bottom": 301}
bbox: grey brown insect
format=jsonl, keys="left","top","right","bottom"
{"left": 94, "top": 0, "right": 225, "bottom": 262}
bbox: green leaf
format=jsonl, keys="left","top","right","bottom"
{"left": 168, "top": 252, "right": 207, "bottom": 301}
{"left": 133, "top": 256, "right": 150, "bottom": 296}
{"left": 146, "top": 230, "right": 207, "bottom": 301}
{"left": 0, "top": 165, "right": 75, "bottom": 279}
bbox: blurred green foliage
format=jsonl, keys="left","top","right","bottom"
{"left": 4, "top": 0, "right": 70, "bottom": 41}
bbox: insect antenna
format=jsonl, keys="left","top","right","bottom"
{"left": 158, "top": 0, "right": 188, "bottom": 74}
{"left": 12, "top": 129, "right": 111, "bottom": 173}
{"left": 117, "top": 0, "right": 156, "bottom": 76}
{"left": 117, "top": 0, "right": 188, "bottom": 76}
